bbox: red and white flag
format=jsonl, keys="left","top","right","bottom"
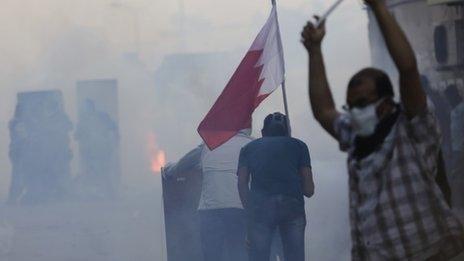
{"left": 198, "top": 5, "right": 285, "bottom": 150}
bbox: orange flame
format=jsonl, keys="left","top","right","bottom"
{"left": 148, "top": 133, "right": 166, "bottom": 173}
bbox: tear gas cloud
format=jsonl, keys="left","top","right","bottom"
{"left": 0, "top": 0, "right": 369, "bottom": 260}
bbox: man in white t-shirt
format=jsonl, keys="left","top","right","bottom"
{"left": 163, "top": 129, "right": 252, "bottom": 261}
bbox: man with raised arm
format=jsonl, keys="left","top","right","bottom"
{"left": 301, "top": 0, "right": 464, "bottom": 260}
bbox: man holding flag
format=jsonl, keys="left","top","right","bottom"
{"left": 163, "top": 2, "right": 287, "bottom": 261}
{"left": 197, "top": 2, "right": 286, "bottom": 148}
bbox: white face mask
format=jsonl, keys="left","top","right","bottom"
{"left": 349, "top": 99, "right": 384, "bottom": 137}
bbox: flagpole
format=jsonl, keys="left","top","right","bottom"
{"left": 281, "top": 80, "right": 292, "bottom": 136}
{"left": 272, "top": 0, "right": 291, "bottom": 136}
{"left": 315, "top": 0, "right": 345, "bottom": 27}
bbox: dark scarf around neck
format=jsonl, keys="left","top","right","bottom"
{"left": 353, "top": 105, "right": 401, "bottom": 160}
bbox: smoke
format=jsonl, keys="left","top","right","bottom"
{"left": 0, "top": 0, "right": 369, "bottom": 260}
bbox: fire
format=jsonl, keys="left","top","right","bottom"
{"left": 148, "top": 133, "right": 166, "bottom": 173}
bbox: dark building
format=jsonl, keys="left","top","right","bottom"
{"left": 368, "top": 0, "right": 464, "bottom": 209}
{"left": 8, "top": 90, "right": 73, "bottom": 205}
{"left": 75, "top": 79, "right": 121, "bottom": 199}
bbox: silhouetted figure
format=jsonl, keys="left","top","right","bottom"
{"left": 8, "top": 91, "right": 72, "bottom": 205}
{"left": 445, "top": 85, "right": 464, "bottom": 173}
{"left": 445, "top": 85, "right": 464, "bottom": 209}
{"left": 75, "top": 99, "right": 119, "bottom": 199}
{"left": 421, "top": 76, "right": 452, "bottom": 206}
{"left": 421, "top": 76, "right": 452, "bottom": 164}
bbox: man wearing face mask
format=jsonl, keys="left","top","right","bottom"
{"left": 301, "top": 0, "right": 464, "bottom": 260}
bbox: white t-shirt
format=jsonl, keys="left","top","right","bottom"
{"left": 198, "top": 132, "right": 253, "bottom": 210}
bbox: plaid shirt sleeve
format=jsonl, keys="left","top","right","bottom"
{"left": 333, "top": 113, "right": 353, "bottom": 152}
{"left": 404, "top": 107, "right": 442, "bottom": 177}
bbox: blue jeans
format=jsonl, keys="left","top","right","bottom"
{"left": 198, "top": 208, "right": 248, "bottom": 261}
{"left": 247, "top": 194, "right": 306, "bottom": 261}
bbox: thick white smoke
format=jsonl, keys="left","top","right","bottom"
{"left": 0, "top": 0, "right": 369, "bottom": 260}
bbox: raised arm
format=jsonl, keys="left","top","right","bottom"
{"left": 366, "top": 0, "right": 426, "bottom": 117}
{"left": 301, "top": 18, "right": 340, "bottom": 138}
{"left": 237, "top": 166, "right": 250, "bottom": 209}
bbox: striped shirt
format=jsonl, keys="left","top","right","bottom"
{"left": 334, "top": 107, "right": 464, "bottom": 260}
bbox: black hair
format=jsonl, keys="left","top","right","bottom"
{"left": 348, "top": 68, "right": 394, "bottom": 99}
{"left": 262, "top": 112, "right": 288, "bottom": 137}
